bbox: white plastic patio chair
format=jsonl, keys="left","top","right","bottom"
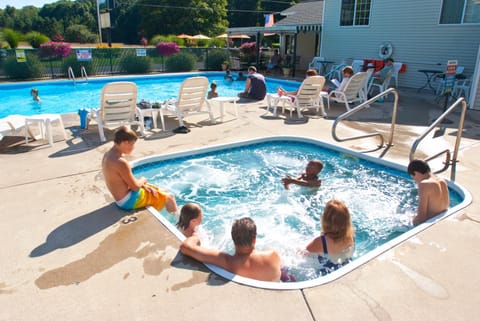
{"left": 326, "top": 72, "right": 367, "bottom": 111}
{"left": 308, "top": 57, "right": 325, "bottom": 74}
{"left": 160, "top": 76, "right": 215, "bottom": 130}
{"left": 391, "top": 62, "right": 403, "bottom": 88}
{"left": 266, "top": 76, "right": 327, "bottom": 118}
{"left": 93, "top": 81, "right": 145, "bottom": 143}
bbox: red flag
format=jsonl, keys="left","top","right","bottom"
{"left": 265, "top": 14, "right": 274, "bottom": 27}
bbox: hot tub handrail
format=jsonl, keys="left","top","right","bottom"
{"left": 331, "top": 88, "right": 399, "bottom": 150}
{"left": 409, "top": 97, "right": 467, "bottom": 181}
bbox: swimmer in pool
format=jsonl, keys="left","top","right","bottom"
{"left": 281, "top": 159, "right": 323, "bottom": 189}
{"left": 102, "top": 126, "right": 178, "bottom": 213}
{"left": 177, "top": 203, "right": 203, "bottom": 237}
{"left": 31, "top": 88, "right": 41, "bottom": 102}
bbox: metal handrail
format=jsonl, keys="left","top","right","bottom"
{"left": 331, "top": 88, "right": 399, "bottom": 151}
{"left": 67, "top": 66, "right": 75, "bottom": 83}
{"left": 409, "top": 97, "right": 467, "bottom": 181}
{"left": 80, "top": 66, "right": 88, "bottom": 82}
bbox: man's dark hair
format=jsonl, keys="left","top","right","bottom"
{"left": 114, "top": 125, "right": 138, "bottom": 144}
{"left": 231, "top": 217, "right": 256, "bottom": 247}
{"left": 407, "top": 159, "right": 431, "bottom": 176}
{"left": 385, "top": 57, "right": 394, "bottom": 63}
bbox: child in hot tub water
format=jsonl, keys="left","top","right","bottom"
{"left": 177, "top": 203, "right": 204, "bottom": 237}
{"left": 281, "top": 159, "right": 323, "bottom": 189}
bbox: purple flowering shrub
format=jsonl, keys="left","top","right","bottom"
{"left": 156, "top": 42, "right": 180, "bottom": 56}
{"left": 40, "top": 41, "right": 72, "bottom": 58}
{"left": 239, "top": 41, "right": 256, "bottom": 57}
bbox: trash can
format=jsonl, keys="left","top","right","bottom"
{"left": 78, "top": 108, "right": 89, "bottom": 129}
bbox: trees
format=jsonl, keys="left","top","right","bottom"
{"left": 0, "top": 0, "right": 300, "bottom": 45}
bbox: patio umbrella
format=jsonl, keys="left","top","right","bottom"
{"left": 216, "top": 33, "right": 228, "bottom": 38}
{"left": 230, "top": 34, "right": 251, "bottom": 39}
{"left": 176, "top": 34, "right": 193, "bottom": 39}
{"left": 192, "top": 34, "right": 211, "bottom": 40}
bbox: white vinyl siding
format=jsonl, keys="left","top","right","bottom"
{"left": 321, "top": 0, "right": 480, "bottom": 91}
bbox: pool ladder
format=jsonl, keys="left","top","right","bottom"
{"left": 68, "top": 66, "right": 88, "bottom": 84}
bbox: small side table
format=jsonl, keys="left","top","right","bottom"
{"left": 209, "top": 97, "right": 239, "bottom": 122}
{"left": 417, "top": 69, "right": 443, "bottom": 93}
{"left": 25, "top": 114, "right": 67, "bottom": 147}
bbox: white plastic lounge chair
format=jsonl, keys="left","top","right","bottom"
{"left": 24, "top": 114, "right": 67, "bottom": 146}
{"left": 359, "top": 68, "right": 375, "bottom": 102}
{"left": 326, "top": 72, "right": 367, "bottom": 111}
{"left": 93, "top": 81, "right": 145, "bottom": 143}
{"left": 266, "top": 76, "right": 327, "bottom": 118}
{"left": 0, "top": 115, "right": 36, "bottom": 141}
{"left": 160, "top": 76, "right": 215, "bottom": 130}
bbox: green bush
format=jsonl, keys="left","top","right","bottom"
{"left": 25, "top": 31, "right": 50, "bottom": 48}
{"left": 205, "top": 49, "right": 229, "bottom": 70}
{"left": 62, "top": 53, "right": 95, "bottom": 77}
{"left": 65, "top": 24, "right": 98, "bottom": 43}
{"left": 119, "top": 53, "right": 152, "bottom": 74}
{"left": 165, "top": 52, "right": 196, "bottom": 72}
{"left": 150, "top": 34, "right": 176, "bottom": 46}
{"left": 2, "top": 28, "right": 22, "bottom": 48}
{"left": 3, "top": 53, "right": 43, "bottom": 79}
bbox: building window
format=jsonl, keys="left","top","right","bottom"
{"left": 440, "top": 0, "right": 480, "bottom": 24}
{"left": 340, "top": 0, "right": 371, "bottom": 26}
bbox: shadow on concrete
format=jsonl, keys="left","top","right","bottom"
{"left": 170, "top": 251, "right": 230, "bottom": 287}
{"left": 30, "top": 203, "right": 128, "bottom": 257}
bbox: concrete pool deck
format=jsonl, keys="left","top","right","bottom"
{"left": 0, "top": 87, "right": 479, "bottom": 320}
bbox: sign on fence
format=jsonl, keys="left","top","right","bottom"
{"left": 15, "top": 50, "right": 26, "bottom": 63}
{"left": 76, "top": 49, "right": 92, "bottom": 61}
{"left": 136, "top": 49, "right": 146, "bottom": 57}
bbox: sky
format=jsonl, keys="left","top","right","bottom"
{"left": 1, "top": 0, "right": 59, "bottom": 9}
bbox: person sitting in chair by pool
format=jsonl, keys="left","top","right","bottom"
{"left": 102, "top": 126, "right": 178, "bottom": 213}
{"left": 177, "top": 203, "right": 203, "bottom": 237}
{"left": 373, "top": 57, "right": 394, "bottom": 82}
{"left": 305, "top": 199, "right": 355, "bottom": 274}
{"left": 407, "top": 159, "right": 449, "bottom": 225}
{"left": 180, "top": 217, "right": 282, "bottom": 282}
{"left": 281, "top": 159, "right": 323, "bottom": 190}
{"left": 31, "top": 88, "right": 41, "bottom": 102}
{"left": 238, "top": 66, "right": 267, "bottom": 101}
{"left": 277, "top": 69, "right": 318, "bottom": 98}
{"left": 323, "top": 66, "right": 354, "bottom": 93}
{"left": 266, "top": 49, "right": 282, "bottom": 73}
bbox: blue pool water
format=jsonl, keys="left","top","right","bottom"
{"left": 0, "top": 72, "right": 299, "bottom": 118}
{"left": 131, "top": 137, "right": 468, "bottom": 289}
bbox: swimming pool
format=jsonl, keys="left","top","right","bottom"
{"left": 0, "top": 72, "right": 299, "bottom": 118}
{"left": 131, "top": 136, "right": 471, "bottom": 290}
